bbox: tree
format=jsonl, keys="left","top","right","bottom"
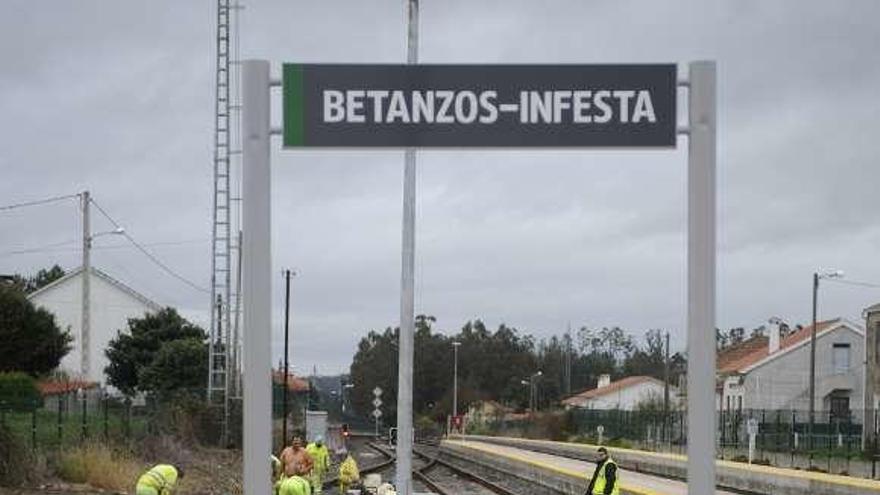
{"left": 10, "top": 264, "right": 66, "bottom": 294}
{"left": 0, "top": 285, "right": 71, "bottom": 376}
{"left": 104, "top": 307, "right": 207, "bottom": 396}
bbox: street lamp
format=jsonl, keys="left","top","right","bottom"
{"left": 341, "top": 383, "right": 354, "bottom": 414}
{"left": 809, "top": 269, "right": 844, "bottom": 449}
{"left": 523, "top": 371, "right": 543, "bottom": 413}
{"left": 452, "top": 341, "right": 461, "bottom": 418}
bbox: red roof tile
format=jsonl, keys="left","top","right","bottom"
{"left": 272, "top": 371, "right": 310, "bottom": 393}
{"left": 717, "top": 319, "right": 839, "bottom": 374}
{"left": 38, "top": 379, "right": 98, "bottom": 396}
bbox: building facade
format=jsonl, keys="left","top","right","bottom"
{"left": 27, "top": 266, "right": 161, "bottom": 387}
{"left": 717, "top": 318, "right": 864, "bottom": 420}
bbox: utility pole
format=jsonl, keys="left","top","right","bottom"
{"left": 282, "top": 269, "right": 293, "bottom": 449}
{"left": 663, "top": 331, "right": 670, "bottom": 444}
{"left": 452, "top": 341, "right": 461, "bottom": 418}
{"left": 80, "top": 190, "right": 90, "bottom": 380}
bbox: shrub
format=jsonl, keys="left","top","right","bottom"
{"left": 0, "top": 372, "right": 41, "bottom": 411}
{"left": 0, "top": 426, "right": 37, "bottom": 486}
{"left": 57, "top": 443, "right": 144, "bottom": 491}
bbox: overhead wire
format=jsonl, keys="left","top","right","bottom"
{"left": 0, "top": 193, "right": 80, "bottom": 212}
{"left": 88, "top": 197, "right": 210, "bottom": 294}
{"left": 826, "top": 278, "right": 880, "bottom": 289}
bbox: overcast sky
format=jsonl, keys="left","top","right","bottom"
{"left": 2, "top": 1, "right": 879, "bottom": 375}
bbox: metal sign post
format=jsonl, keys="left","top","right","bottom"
{"left": 242, "top": 59, "right": 272, "bottom": 495}
{"left": 373, "top": 387, "right": 383, "bottom": 437}
{"left": 685, "top": 60, "right": 717, "bottom": 494}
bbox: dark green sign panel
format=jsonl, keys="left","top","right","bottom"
{"left": 283, "top": 64, "right": 677, "bottom": 148}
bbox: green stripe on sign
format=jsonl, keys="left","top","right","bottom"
{"left": 283, "top": 64, "right": 304, "bottom": 147}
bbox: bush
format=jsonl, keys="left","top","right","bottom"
{"left": 0, "top": 426, "right": 38, "bottom": 486}
{"left": 57, "top": 443, "right": 144, "bottom": 491}
{"left": 0, "top": 372, "right": 41, "bottom": 411}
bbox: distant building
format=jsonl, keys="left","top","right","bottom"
{"left": 716, "top": 318, "right": 864, "bottom": 419}
{"left": 561, "top": 374, "right": 681, "bottom": 411}
{"left": 27, "top": 266, "right": 161, "bottom": 387}
{"left": 862, "top": 303, "right": 880, "bottom": 444}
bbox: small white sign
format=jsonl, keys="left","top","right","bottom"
{"left": 372, "top": 398, "right": 383, "bottom": 408}
{"left": 372, "top": 409, "right": 383, "bottom": 418}
{"left": 747, "top": 418, "right": 759, "bottom": 436}
{"left": 373, "top": 387, "right": 383, "bottom": 397}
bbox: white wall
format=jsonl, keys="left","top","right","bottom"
{"left": 583, "top": 380, "right": 680, "bottom": 411}
{"left": 29, "top": 270, "right": 158, "bottom": 386}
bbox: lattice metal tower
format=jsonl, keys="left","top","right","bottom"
{"left": 208, "top": 0, "right": 242, "bottom": 444}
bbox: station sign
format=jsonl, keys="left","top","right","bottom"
{"left": 283, "top": 64, "right": 677, "bottom": 148}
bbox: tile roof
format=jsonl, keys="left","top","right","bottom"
{"left": 561, "top": 376, "right": 660, "bottom": 405}
{"left": 38, "top": 379, "right": 99, "bottom": 396}
{"left": 272, "top": 371, "right": 311, "bottom": 393}
{"left": 717, "top": 319, "right": 839, "bottom": 374}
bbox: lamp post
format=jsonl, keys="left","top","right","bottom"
{"left": 80, "top": 191, "right": 124, "bottom": 381}
{"left": 522, "top": 371, "right": 543, "bottom": 414}
{"left": 452, "top": 341, "right": 461, "bottom": 418}
{"left": 809, "top": 269, "right": 843, "bottom": 450}
{"left": 341, "top": 383, "right": 354, "bottom": 414}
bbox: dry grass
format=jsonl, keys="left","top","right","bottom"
{"left": 56, "top": 443, "right": 145, "bottom": 492}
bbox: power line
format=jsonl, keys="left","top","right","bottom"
{"left": 88, "top": 197, "right": 210, "bottom": 294}
{"left": 0, "top": 239, "right": 207, "bottom": 258}
{"left": 827, "top": 278, "right": 880, "bottom": 289}
{"left": 0, "top": 193, "right": 80, "bottom": 212}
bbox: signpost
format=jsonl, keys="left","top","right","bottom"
{"left": 242, "top": 55, "right": 715, "bottom": 495}
{"left": 747, "top": 418, "right": 759, "bottom": 464}
{"left": 372, "top": 387, "right": 383, "bottom": 437}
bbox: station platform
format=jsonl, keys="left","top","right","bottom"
{"left": 443, "top": 436, "right": 880, "bottom": 495}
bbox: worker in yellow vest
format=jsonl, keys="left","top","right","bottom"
{"left": 278, "top": 474, "right": 312, "bottom": 495}
{"left": 586, "top": 447, "right": 619, "bottom": 495}
{"left": 338, "top": 454, "right": 360, "bottom": 494}
{"left": 305, "top": 436, "right": 330, "bottom": 494}
{"left": 271, "top": 454, "right": 284, "bottom": 495}
{"left": 136, "top": 464, "right": 184, "bottom": 495}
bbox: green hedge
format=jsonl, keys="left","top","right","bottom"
{"left": 0, "top": 372, "right": 41, "bottom": 411}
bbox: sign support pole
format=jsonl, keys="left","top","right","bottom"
{"left": 686, "top": 60, "right": 716, "bottom": 495}
{"left": 242, "top": 59, "right": 272, "bottom": 495}
{"left": 396, "top": 1, "right": 418, "bottom": 494}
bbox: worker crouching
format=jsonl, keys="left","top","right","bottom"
{"left": 337, "top": 454, "right": 360, "bottom": 493}
{"left": 136, "top": 464, "right": 184, "bottom": 495}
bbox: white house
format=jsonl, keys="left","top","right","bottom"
{"left": 27, "top": 266, "right": 162, "bottom": 386}
{"left": 561, "top": 374, "right": 681, "bottom": 411}
{"left": 716, "top": 318, "right": 865, "bottom": 418}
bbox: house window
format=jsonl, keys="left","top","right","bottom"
{"left": 830, "top": 396, "right": 850, "bottom": 420}
{"left": 737, "top": 396, "right": 742, "bottom": 411}
{"left": 726, "top": 396, "right": 731, "bottom": 411}
{"left": 832, "top": 343, "right": 851, "bottom": 374}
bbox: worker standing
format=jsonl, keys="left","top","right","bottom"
{"left": 305, "top": 436, "right": 330, "bottom": 494}
{"left": 280, "top": 436, "right": 315, "bottom": 479}
{"left": 586, "top": 447, "right": 619, "bottom": 495}
{"left": 135, "top": 464, "right": 184, "bottom": 495}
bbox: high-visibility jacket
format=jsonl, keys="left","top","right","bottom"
{"left": 278, "top": 475, "right": 312, "bottom": 495}
{"left": 137, "top": 465, "right": 179, "bottom": 495}
{"left": 305, "top": 443, "right": 330, "bottom": 473}
{"left": 592, "top": 458, "right": 620, "bottom": 495}
{"left": 338, "top": 455, "right": 360, "bottom": 485}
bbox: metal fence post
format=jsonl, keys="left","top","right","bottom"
{"left": 57, "top": 393, "right": 64, "bottom": 444}
{"left": 1, "top": 400, "right": 6, "bottom": 428}
{"left": 124, "top": 398, "right": 131, "bottom": 444}
{"left": 31, "top": 398, "right": 37, "bottom": 449}
{"left": 103, "top": 393, "right": 109, "bottom": 442}
{"left": 81, "top": 391, "right": 87, "bottom": 441}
